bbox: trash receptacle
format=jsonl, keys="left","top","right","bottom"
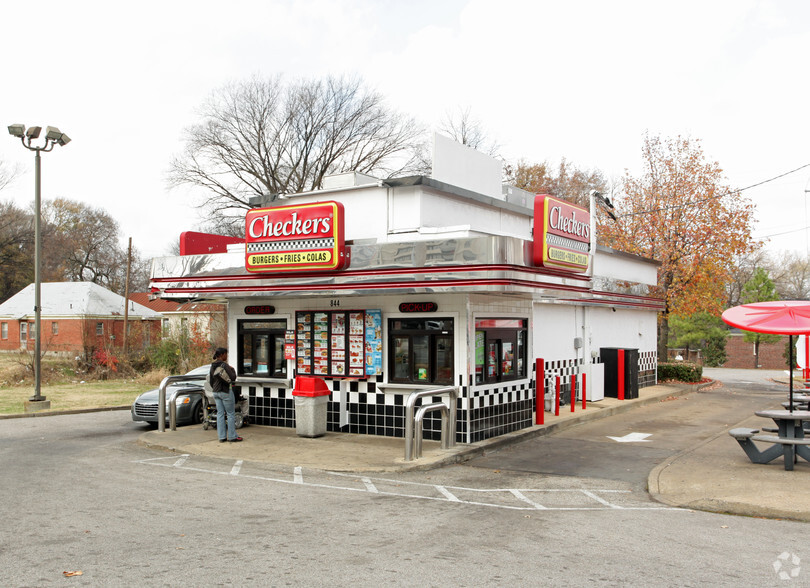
{"left": 292, "top": 376, "right": 331, "bottom": 437}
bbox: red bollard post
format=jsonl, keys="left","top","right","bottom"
{"left": 571, "top": 375, "right": 576, "bottom": 412}
{"left": 582, "top": 373, "right": 587, "bottom": 410}
{"left": 618, "top": 349, "right": 625, "bottom": 401}
{"left": 535, "top": 358, "right": 544, "bottom": 425}
{"left": 555, "top": 376, "right": 560, "bottom": 416}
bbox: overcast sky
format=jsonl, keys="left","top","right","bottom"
{"left": 2, "top": 0, "right": 809, "bottom": 259}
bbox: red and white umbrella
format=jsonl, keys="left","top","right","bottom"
{"left": 722, "top": 301, "right": 810, "bottom": 412}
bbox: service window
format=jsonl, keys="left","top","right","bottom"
{"left": 238, "top": 319, "right": 287, "bottom": 377}
{"left": 388, "top": 318, "right": 454, "bottom": 385}
{"left": 474, "top": 318, "right": 528, "bottom": 384}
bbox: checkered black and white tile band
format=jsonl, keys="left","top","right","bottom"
{"left": 246, "top": 238, "right": 334, "bottom": 253}
{"left": 235, "top": 350, "right": 656, "bottom": 445}
{"left": 236, "top": 375, "right": 533, "bottom": 444}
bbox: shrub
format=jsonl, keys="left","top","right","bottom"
{"left": 658, "top": 362, "right": 702, "bottom": 383}
{"left": 148, "top": 339, "right": 182, "bottom": 372}
{"left": 703, "top": 336, "right": 727, "bottom": 367}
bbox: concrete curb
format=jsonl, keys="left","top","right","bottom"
{"left": 648, "top": 412, "right": 810, "bottom": 523}
{"left": 0, "top": 405, "right": 130, "bottom": 419}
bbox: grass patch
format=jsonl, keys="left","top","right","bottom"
{"left": 0, "top": 353, "right": 169, "bottom": 415}
{"left": 0, "top": 380, "right": 155, "bottom": 414}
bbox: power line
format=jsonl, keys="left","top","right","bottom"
{"left": 756, "top": 226, "right": 809, "bottom": 239}
{"left": 617, "top": 162, "right": 810, "bottom": 219}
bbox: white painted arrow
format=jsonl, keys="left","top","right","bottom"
{"left": 607, "top": 432, "right": 652, "bottom": 443}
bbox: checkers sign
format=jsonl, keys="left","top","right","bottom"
{"left": 245, "top": 201, "right": 348, "bottom": 273}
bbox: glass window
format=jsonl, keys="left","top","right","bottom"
{"left": 96, "top": 322, "right": 104, "bottom": 336}
{"left": 475, "top": 319, "right": 528, "bottom": 384}
{"left": 412, "top": 335, "right": 429, "bottom": 381}
{"left": 1, "top": 322, "right": 7, "bottom": 340}
{"left": 393, "top": 336, "right": 410, "bottom": 380}
{"left": 52, "top": 322, "right": 58, "bottom": 335}
{"left": 389, "top": 318, "right": 454, "bottom": 385}
{"left": 238, "top": 319, "right": 287, "bottom": 377}
{"left": 20, "top": 322, "right": 27, "bottom": 342}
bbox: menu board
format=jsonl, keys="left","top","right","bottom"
{"left": 348, "top": 312, "right": 365, "bottom": 376}
{"left": 296, "top": 310, "right": 369, "bottom": 378}
{"left": 313, "top": 312, "right": 329, "bottom": 375}
{"left": 365, "top": 310, "right": 382, "bottom": 376}
{"left": 296, "top": 312, "right": 312, "bottom": 374}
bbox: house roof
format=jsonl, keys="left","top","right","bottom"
{"left": 173, "top": 301, "right": 226, "bottom": 313}
{"left": 128, "top": 292, "right": 182, "bottom": 313}
{"left": 0, "top": 282, "right": 162, "bottom": 319}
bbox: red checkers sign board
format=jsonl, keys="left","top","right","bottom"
{"left": 533, "top": 194, "right": 591, "bottom": 272}
{"left": 245, "top": 201, "right": 348, "bottom": 273}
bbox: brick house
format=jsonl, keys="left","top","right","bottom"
{"left": 0, "top": 282, "right": 162, "bottom": 355}
{"left": 722, "top": 333, "right": 788, "bottom": 370}
{"left": 129, "top": 293, "right": 226, "bottom": 343}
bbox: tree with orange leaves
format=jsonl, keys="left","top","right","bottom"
{"left": 598, "top": 133, "right": 759, "bottom": 360}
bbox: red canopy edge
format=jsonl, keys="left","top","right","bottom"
{"left": 721, "top": 301, "right": 810, "bottom": 335}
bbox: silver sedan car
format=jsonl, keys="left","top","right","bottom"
{"left": 131, "top": 365, "right": 208, "bottom": 427}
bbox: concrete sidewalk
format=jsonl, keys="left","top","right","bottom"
{"left": 139, "top": 380, "right": 810, "bottom": 522}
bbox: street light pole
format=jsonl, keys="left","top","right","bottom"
{"left": 7, "top": 124, "right": 71, "bottom": 404}
{"left": 34, "top": 149, "right": 42, "bottom": 400}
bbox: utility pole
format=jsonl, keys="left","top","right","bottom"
{"left": 123, "top": 237, "right": 132, "bottom": 357}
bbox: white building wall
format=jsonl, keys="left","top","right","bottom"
{"left": 589, "top": 307, "right": 657, "bottom": 353}
{"left": 228, "top": 292, "right": 469, "bottom": 388}
{"left": 532, "top": 302, "right": 581, "bottom": 362}
{"left": 593, "top": 248, "right": 658, "bottom": 286}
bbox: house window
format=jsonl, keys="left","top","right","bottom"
{"left": 238, "top": 319, "right": 287, "bottom": 377}
{"left": 52, "top": 322, "right": 58, "bottom": 336}
{"left": 1, "top": 322, "right": 7, "bottom": 340}
{"left": 388, "top": 317, "right": 454, "bottom": 385}
{"left": 96, "top": 322, "right": 104, "bottom": 336}
{"left": 162, "top": 318, "right": 169, "bottom": 333}
{"left": 474, "top": 318, "right": 528, "bottom": 385}
{"left": 20, "top": 322, "right": 27, "bottom": 342}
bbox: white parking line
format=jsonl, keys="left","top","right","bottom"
{"left": 510, "top": 489, "right": 548, "bottom": 510}
{"left": 361, "top": 477, "right": 379, "bottom": 493}
{"left": 134, "top": 455, "right": 676, "bottom": 512}
{"left": 436, "top": 485, "right": 461, "bottom": 502}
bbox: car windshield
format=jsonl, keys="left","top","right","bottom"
{"left": 185, "top": 366, "right": 209, "bottom": 377}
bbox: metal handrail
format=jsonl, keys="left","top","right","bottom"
{"left": 157, "top": 374, "right": 206, "bottom": 432}
{"left": 413, "top": 403, "right": 450, "bottom": 459}
{"left": 404, "top": 386, "right": 458, "bottom": 461}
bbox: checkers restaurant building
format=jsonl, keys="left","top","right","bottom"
{"left": 150, "top": 145, "right": 662, "bottom": 444}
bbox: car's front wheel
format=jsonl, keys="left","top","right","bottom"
{"left": 192, "top": 401, "right": 205, "bottom": 425}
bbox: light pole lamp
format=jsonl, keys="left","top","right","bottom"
{"left": 7, "top": 124, "right": 71, "bottom": 404}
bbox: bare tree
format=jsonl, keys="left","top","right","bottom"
{"left": 169, "top": 75, "right": 426, "bottom": 221}
{"left": 0, "top": 159, "right": 20, "bottom": 192}
{"left": 40, "top": 198, "right": 150, "bottom": 295}
{"left": 438, "top": 106, "right": 500, "bottom": 157}
{"left": 726, "top": 248, "right": 769, "bottom": 308}
{"left": 769, "top": 251, "right": 810, "bottom": 300}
